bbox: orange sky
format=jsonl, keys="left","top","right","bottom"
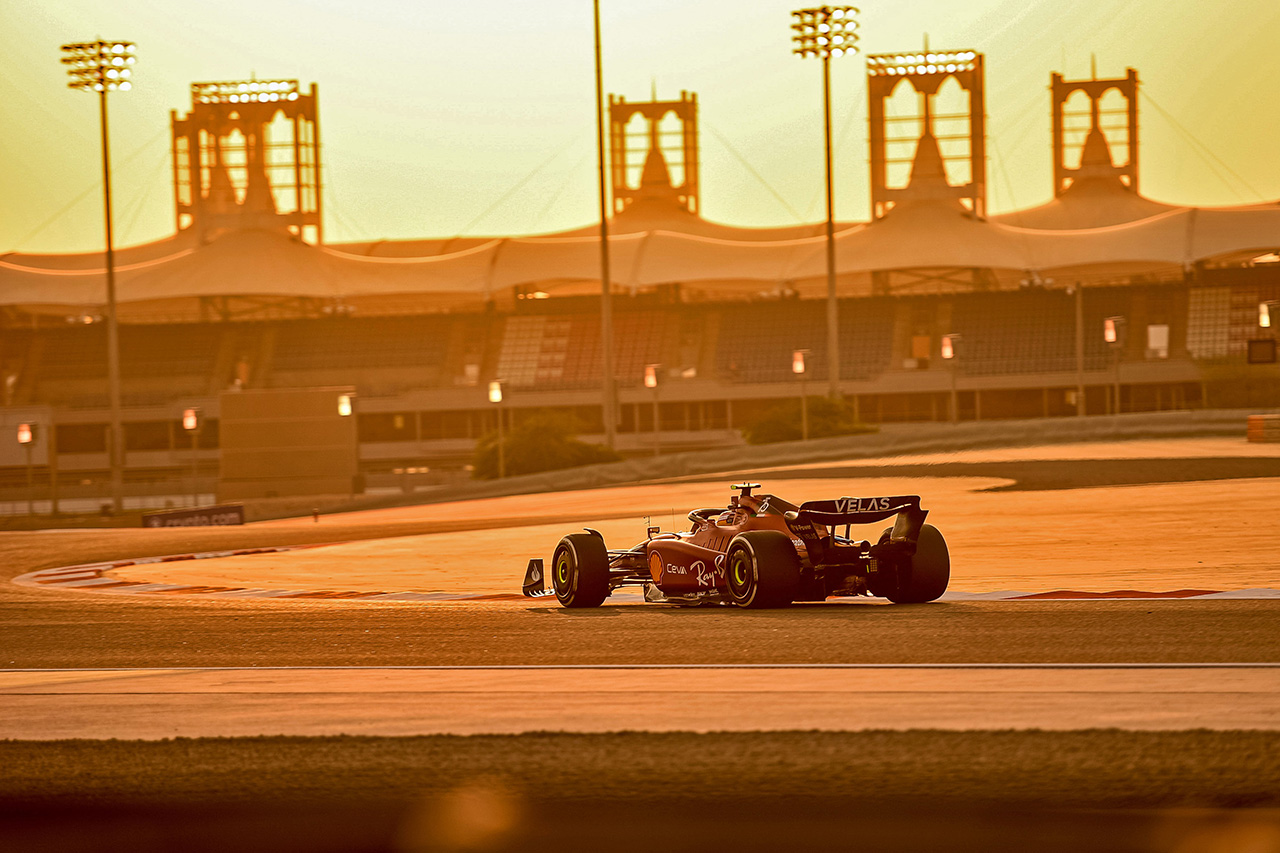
{"left": 2, "top": 0, "right": 1279, "bottom": 254}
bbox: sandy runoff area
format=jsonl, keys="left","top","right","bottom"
{"left": 106, "top": 435, "right": 1280, "bottom": 595}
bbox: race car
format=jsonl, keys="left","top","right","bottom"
{"left": 521, "top": 482, "right": 949, "bottom": 608}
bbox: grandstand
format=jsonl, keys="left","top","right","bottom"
{"left": 2, "top": 60, "right": 1279, "bottom": 510}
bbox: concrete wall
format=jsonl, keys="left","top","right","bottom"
{"left": 218, "top": 387, "right": 359, "bottom": 500}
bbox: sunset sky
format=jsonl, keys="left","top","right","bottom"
{"left": 3, "top": 0, "right": 1279, "bottom": 254}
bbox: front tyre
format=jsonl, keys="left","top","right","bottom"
{"left": 886, "top": 523, "right": 950, "bottom": 604}
{"left": 725, "top": 531, "right": 801, "bottom": 609}
{"left": 552, "top": 533, "right": 610, "bottom": 608}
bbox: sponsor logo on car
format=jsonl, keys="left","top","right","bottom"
{"left": 790, "top": 520, "right": 816, "bottom": 536}
{"left": 648, "top": 551, "right": 665, "bottom": 581}
{"left": 836, "top": 496, "right": 893, "bottom": 513}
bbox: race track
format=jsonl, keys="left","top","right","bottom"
{"left": 3, "top": 435, "right": 1279, "bottom": 852}
{"left": 3, "top": 664, "right": 1278, "bottom": 739}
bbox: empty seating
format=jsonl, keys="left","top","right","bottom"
{"left": 496, "top": 310, "right": 674, "bottom": 390}
{"left": 32, "top": 325, "right": 108, "bottom": 381}
{"left": 270, "top": 316, "right": 452, "bottom": 373}
{"left": 950, "top": 290, "right": 1080, "bottom": 375}
{"left": 1186, "top": 287, "right": 1231, "bottom": 360}
{"left": 716, "top": 299, "right": 893, "bottom": 383}
{"left": 35, "top": 323, "right": 221, "bottom": 380}
{"left": 7, "top": 280, "right": 1256, "bottom": 411}
{"left": 121, "top": 324, "right": 222, "bottom": 377}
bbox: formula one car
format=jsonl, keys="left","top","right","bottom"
{"left": 522, "top": 483, "right": 949, "bottom": 608}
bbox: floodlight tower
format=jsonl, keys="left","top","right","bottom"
{"left": 1051, "top": 68, "right": 1139, "bottom": 197}
{"left": 172, "top": 79, "right": 321, "bottom": 244}
{"left": 609, "top": 91, "right": 699, "bottom": 215}
{"left": 593, "top": 0, "right": 618, "bottom": 449}
{"left": 61, "top": 39, "right": 137, "bottom": 514}
{"left": 866, "top": 49, "right": 986, "bottom": 221}
{"left": 792, "top": 6, "right": 859, "bottom": 400}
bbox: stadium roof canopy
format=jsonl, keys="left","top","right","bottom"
{"left": 991, "top": 126, "right": 1178, "bottom": 230}
{"left": 4, "top": 130, "right": 1279, "bottom": 320}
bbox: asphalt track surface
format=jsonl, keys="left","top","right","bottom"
{"left": 4, "top": 665, "right": 1278, "bottom": 738}
{"left": 3, "top": 439, "right": 1279, "bottom": 851}
{"left": 5, "top": 595, "right": 1280, "bottom": 668}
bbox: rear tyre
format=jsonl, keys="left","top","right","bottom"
{"left": 885, "top": 523, "right": 950, "bottom": 604}
{"left": 725, "top": 531, "right": 801, "bottom": 609}
{"left": 552, "top": 533, "right": 610, "bottom": 608}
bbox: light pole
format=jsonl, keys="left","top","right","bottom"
{"left": 489, "top": 380, "right": 505, "bottom": 479}
{"left": 1254, "top": 302, "right": 1280, "bottom": 398}
{"left": 17, "top": 423, "right": 36, "bottom": 516}
{"left": 182, "top": 407, "right": 201, "bottom": 507}
{"left": 792, "top": 349, "right": 810, "bottom": 440}
{"left": 1072, "top": 282, "right": 1086, "bottom": 416}
{"left": 791, "top": 6, "right": 858, "bottom": 401}
{"left": 61, "top": 39, "right": 136, "bottom": 515}
{"left": 1104, "top": 316, "right": 1126, "bottom": 415}
{"left": 941, "top": 334, "right": 961, "bottom": 423}
{"left": 593, "top": 1, "right": 618, "bottom": 449}
{"left": 1261, "top": 301, "right": 1279, "bottom": 333}
{"left": 644, "top": 364, "right": 661, "bottom": 456}
{"left": 337, "top": 393, "right": 357, "bottom": 497}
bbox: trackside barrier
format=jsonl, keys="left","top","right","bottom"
{"left": 408, "top": 409, "right": 1257, "bottom": 506}
{"left": 1247, "top": 414, "right": 1280, "bottom": 443}
{"left": 232, "top": 409, "right": 1261, "bottom": 521}
{"left": 142, "top": 504, "right": 245, "bottom": 528}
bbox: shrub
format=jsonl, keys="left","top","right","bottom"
{"left": 740, "top": 397, "right": 877, "bottom": 445}
{"left": 472, "top": 412, "right": 621, "bottom": 479}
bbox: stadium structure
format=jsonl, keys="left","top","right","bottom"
{"left": 2, "top": 54, "right": 1279, "bottom": 510}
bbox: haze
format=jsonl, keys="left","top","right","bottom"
{"left": 3, "top": 0, "right": 1278, "bottom": 254}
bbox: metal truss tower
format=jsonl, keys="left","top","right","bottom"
{"left": 171, "top": 79, "right": 322, "bottom": 244}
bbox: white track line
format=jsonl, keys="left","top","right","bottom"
{"left": 4, "top": 663, "right": 1278, "bottom": 673}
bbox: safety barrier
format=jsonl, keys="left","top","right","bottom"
{"left": 142, "top": 503, "right": 244, "bottom": 527}
{"left": 1246, "top": 414, "right": 1280, "bottom": 443}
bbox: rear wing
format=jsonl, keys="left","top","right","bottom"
{"left": 784, "top": 495, "right": 928, "bottom": 564}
